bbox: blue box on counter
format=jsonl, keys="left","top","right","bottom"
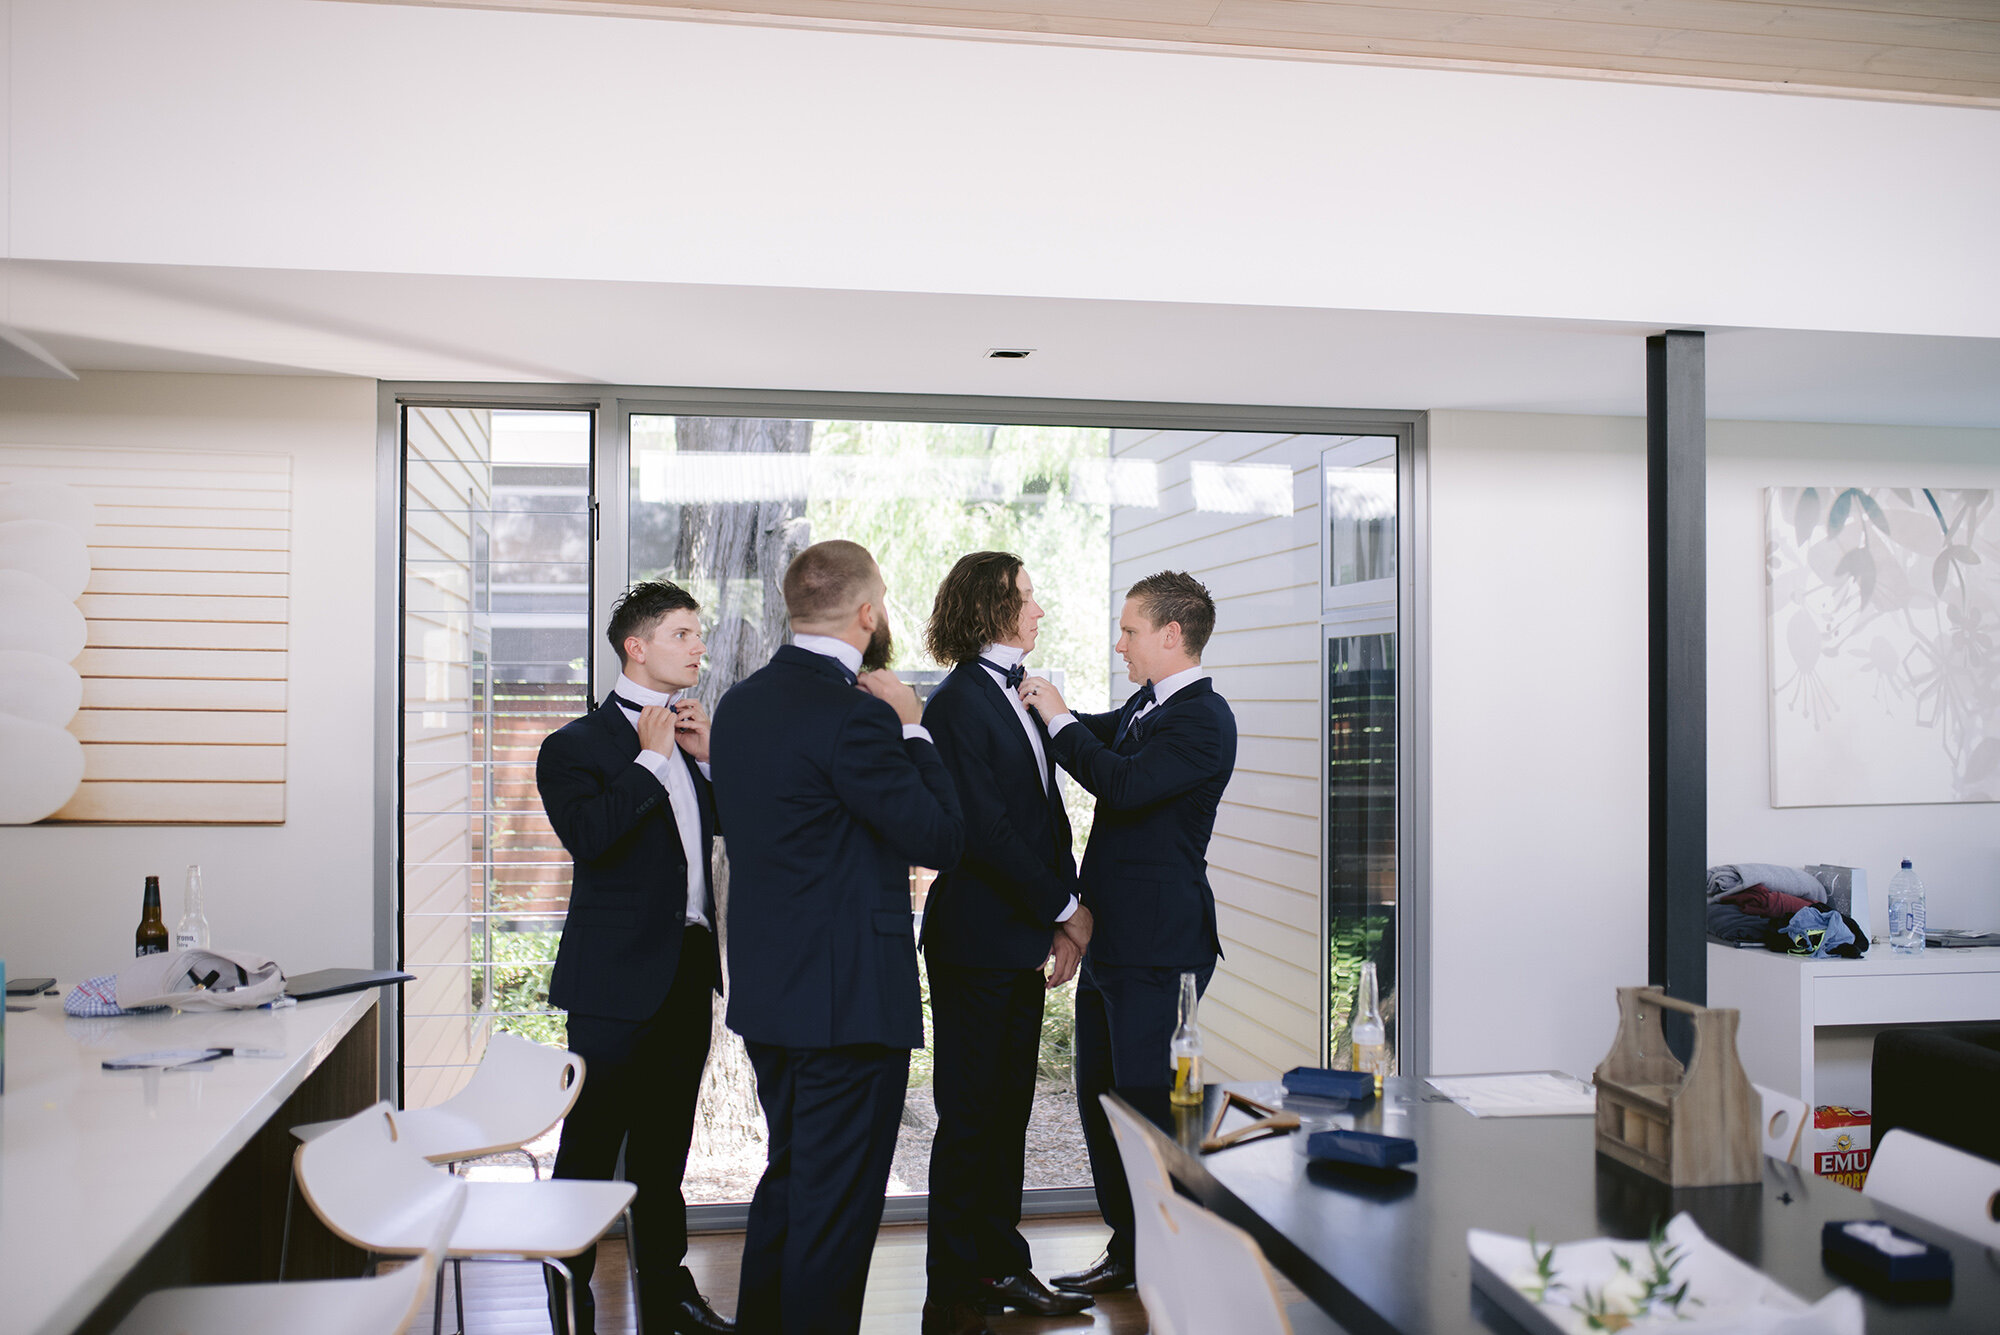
{"left": 1282, "top": 1066, "right": 1377, "bottom": 1105}
{"left": 1306, "top": 1128, "right": 1417, "bottom": 1170}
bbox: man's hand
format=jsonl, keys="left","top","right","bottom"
{"left": 858, "top": 668, "right": 923, "bottom": 726}
{"left": 635, "top": 704, "right": 678, "bottom": 754}
{"left": 1018, "top": 676, "right": 1069, "bottom": 723}
{"left": 1060, "top": 903, "right": 1094, "bottom": 952}
{"left": 1046, "top": 931, "right": 1083, "bottom": 989}
{"left": 672, "top": 698, "right": 711, "bottom": 764}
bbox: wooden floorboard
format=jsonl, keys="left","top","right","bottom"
{"left": 409, "top": 1213, "right": 1309, "bottom": 1332}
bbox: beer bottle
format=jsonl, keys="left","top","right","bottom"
{"left": 135, "top": 875, "right": 169, "bottom": 956}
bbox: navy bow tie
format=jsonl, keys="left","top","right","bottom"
{"left": 1113, "top": 680, "right": 1156, "bottom": 746}
{"left": 979, "top": 657, "right": 1026, "bottom": 690}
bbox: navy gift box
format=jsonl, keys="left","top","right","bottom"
{"left": 1306, "top": 1128, "right": 1418, "bottom": 1170}
{"left": 1282, "top": 1066, "right": 1377, "bottom": 1106}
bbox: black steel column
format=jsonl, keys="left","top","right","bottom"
{"left": 1649, "top": 331, "right": 1706, "bottom": 1012}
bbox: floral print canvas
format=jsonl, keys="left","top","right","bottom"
{"left": 1767, "top": 486, "right": 1998, "bottom": 806}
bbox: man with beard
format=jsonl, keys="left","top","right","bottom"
{"left": 709, "top": 539, "right": 965, "bottom": 1335}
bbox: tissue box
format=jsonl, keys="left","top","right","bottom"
{"left": 1811, "top": 1105, "right": 1873, "bottom": 1188}
{"left": 1821, "top": 1219, "right": 1952, "bottom": 1291}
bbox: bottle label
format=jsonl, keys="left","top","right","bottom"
{"left": 136, "top": 942, "right": 166, "bottom": 956}
{"left": 174, "top": 930, "right": 199, "bottom": 951}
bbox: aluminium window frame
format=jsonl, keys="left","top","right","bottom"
{"left": 376, "top": 382, "right": 1431, "bottom": 1226}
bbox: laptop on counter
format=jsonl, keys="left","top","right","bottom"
{"left": 284, "top": 968, "right": 416, "bottom": 1001}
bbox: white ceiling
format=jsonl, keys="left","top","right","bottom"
{"left": 6, "top": 259, "right": 1999, "bottom": 428}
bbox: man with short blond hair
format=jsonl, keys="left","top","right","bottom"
{"left": 1018, "top": 570, "right": 1236, "bottom": 1297}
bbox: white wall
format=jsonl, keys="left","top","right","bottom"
{"left": 1427, "top": 411, "right": 2000, "bottom": 1082}
{"left": 0, "top": 372, "right": 379, "bottom": 984}
{"left": 6, "top": 0, "right": 1999, "bottom": 339}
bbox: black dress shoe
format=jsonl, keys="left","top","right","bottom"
{"left": 921, "top": 1298, "right": 997, "bottom": 1335}
{"left": 670, "top": 1293, "right": 736, "bottom": 1334}
{"left": 976, "top": 1272, "right": 1095, "bottom": 1316}
{"left": 1050, "top": 1250, "right": 1137, "bottom": 1294}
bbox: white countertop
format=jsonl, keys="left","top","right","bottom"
{"left": 1, "top": 990, "right": 376, "bottom": 1335}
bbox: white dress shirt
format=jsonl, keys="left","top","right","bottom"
{"left": 981, "top": 644, "right": 1077, "bottom": 924}
{"left": 1047, "top": 663, "right": 1209, "bottom": 739}
{"left": 616, "top": 673, "right": 712, "bottom": 929}
{"left": 793, "top": 633, "right": 933, "bottom": 744}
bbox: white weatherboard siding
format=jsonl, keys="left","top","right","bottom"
{"left": 1109, "top": 428, "right": 1327, "bottom": 1080}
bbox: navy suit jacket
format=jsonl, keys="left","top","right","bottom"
{"left": 538, "top": 692, "right": 719, "bottom": 1021}
{"left": 710, "top": 645, "right": 965, "bottom": 1050}
{"left": 1048, "top": 677, "right": 1236, "bottom": 969}
{"left": 918, "top": 661, "right": 1077, "bottom": 970}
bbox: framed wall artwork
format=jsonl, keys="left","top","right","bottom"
{"left": 1766, "top": 486, "right": 1998, "bottom": 807}
{"left": 0, "top": 445, "right": 290, "bottom": 824}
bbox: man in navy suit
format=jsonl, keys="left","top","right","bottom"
{"left": 916, "top": 552, "right": 1096, "bottom": 1335}
{"left": 709, "top": 539, "right": 965, "bottom": 1335}
{"left": 537, "top": 580, "right": 734, "bottom": 1335}
{"left": 1019, "top": 571, "right": 1236, "bottom": 1297}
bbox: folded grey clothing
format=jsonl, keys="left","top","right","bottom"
{"left": 1706, "top": 903, "right": 1771, "bottom": 944}
{"left": 1705, "top": 862, "right": 1827, "bottom": 904}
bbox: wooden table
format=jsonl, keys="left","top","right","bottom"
{"left": 1113, "top": 1078, "right": 2000, "bottom": 1335}
{"left": 1, "top": 991, "right": 379, "bottom": 1335}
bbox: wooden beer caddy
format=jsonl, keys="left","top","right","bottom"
{"left": 1592, "top": 986, "right": 1761, "bottom": 1186}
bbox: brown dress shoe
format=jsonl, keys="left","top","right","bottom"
{"left": 976, "top": 1273, "right": 1095, "bottom": 1316}
{"left": 1049, "top": 1250, "right": 1137, "bottom": 1294}
{"left": 921, "top": 1298, "right": 997, "bottom": 1335}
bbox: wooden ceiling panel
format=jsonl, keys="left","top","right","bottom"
{"left": 344, "top": 0, "right": 2000, "bottom": 104}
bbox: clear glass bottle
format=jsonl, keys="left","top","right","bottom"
{"left": 1350, "top": 961, "right": 1388, "bottom": 1094}
{"left": 1169, "top": 971, "right": 1204, "bottom": 1106}
{"left": 174, "top": 864, "right": 211, "bottom": 950}
{"left": 1886, "top": 858, "right": 1926, "bottom": 956}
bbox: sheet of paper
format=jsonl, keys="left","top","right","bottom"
{"left": 1426, "top": 1071, "right": 1597, "bottom": 1117}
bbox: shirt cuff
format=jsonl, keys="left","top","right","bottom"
{"left": 696, "top": 760, "right": 712, "bottom": 782}
{"left": 634, "top": 749, "right": 671, "bottom": 780}
{"left": 1055, "top": 895, "right": 1079, "bottom": 923}
{"left": 902, "top": 724, "right": 934, "bottom": 745}
{"left": 1048, "top": 713, "right": 1077, "bottom": 736}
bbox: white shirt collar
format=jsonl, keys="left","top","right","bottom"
{"left": 793, "top": 633, "right": 863, "bottom": 678}
{"left": 615, "top": 673, "right": 682, "bottom": 709}
{"left": 1147, "top": 664, "right": 1209, "bottom": 707}
{"left": 979, "top": 643, "right": 1026, "bottom": 668}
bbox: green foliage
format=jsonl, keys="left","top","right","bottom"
{"left": 470, "top": 927, "right": 566, "bottom": 1048}
{"left": 908, "top": 951, "right": 1078, "bottom": 1091}
{"left": 1327, "top": 913, "right": 1390, "bottom": 1064}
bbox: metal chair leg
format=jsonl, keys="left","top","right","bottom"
{"left": 451, "top": 1257, "right": 466, "bottom": 1335}
{"left": 545, "top": 1257, "right": 577, "bottom": 1335}
{"left": 432, "top": 1263, "right": 446, "bottom": 1335}
{"left": 278, "top": 1169, "right": 296, "bottom": 1279}
{"left": 624, "top": 1205, "right": 643, "bottom": 1335}
{"left": 516, "top": 1147, "right": 541, "bottom": 1180}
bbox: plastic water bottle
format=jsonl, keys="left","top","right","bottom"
{"left": 1887, "top": 859, "right": 1926, "bottom": 956}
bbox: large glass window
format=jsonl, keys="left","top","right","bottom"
{"left": 1322, "top": 437, "right": 1399, "bottom": 1068}
{"left": 628, "top": 412, "right": 1112, "bottom": 1204}
{"left": 400, "top": 407, "right": 592, "bottom": 1110}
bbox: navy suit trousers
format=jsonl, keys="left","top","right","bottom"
{"left": 737, "top": 1041, "right": 910, "bottom": 1335}
{"left": 546, "top": 925, "right": 718, "bottom": 1335}
{"left": 1073, "top": 957, "right": 1214, "bottom": 1265}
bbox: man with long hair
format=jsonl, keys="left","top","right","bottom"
{"left": 917, "top": 552, "right": 1095, "bottom": 1335}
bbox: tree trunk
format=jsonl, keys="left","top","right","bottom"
{"left": 670, "top": 416, "right": 812, "bottom": 709}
